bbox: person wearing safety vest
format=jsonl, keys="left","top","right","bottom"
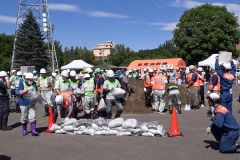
{"left": 81, "top": 73, "right": 95, "bottom": 118}
{"left": 14, "top": 71, "right": 23, "bottom": 113}
{"left": 144, "top": 68, "right": 154, "bottom": 108}
{"left": 188, "top": 65, "right": 201, "bottom": 109}
{"left": 103, "top": 70, "right": 123, "bottom": 119}
{"left": 168, "top": 67, "right": 176, "bottom": 83}
{"left": 10, "top": 70, "right": 17, "bottom": 97}
{"left": 175, "top": 67, "right": 181, "bottom": 85}
{"left": 69, "top": 70, "right": 80, "bottom": 119}
{"left": 167, "top": 84, "right": 182, "bottom": 114}
{"left": 215, "top": 57, "right": 235, "bottom": 113}
{"left": 151, "top": 71, "right": 167, "bottom": 113}
{"left": 18, "top": 73, "right": 38, "bottom": 136}
{"left": 197, "top": 67, "right": 206, "bottom": 108}
{"left": 33, "top": 70, "right": 38, "bottom": 83}
{"left": 54, "top": 70, "right": 73, "bottom": 121}
{"left": 0, "top": 71, "right": 12, "bottom": 131}
{"left": 94, "top": 68, "right": 105, "bottom": 103}
{"left": 206, "top": 92, "right": 239, "bottom": 153}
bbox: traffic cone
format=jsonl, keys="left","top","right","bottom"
{"left": 47, "top": 106, "right": 55, "bottom": 133}
{"left": 168, "top": 107, "right": 182, "bottom": 137}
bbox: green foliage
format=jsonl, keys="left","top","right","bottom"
{"left": 0, "top": 34, "right": 14, "bottom": 71}
{"left": 14, "top": 11, "right": 49, "bottom": 70}
{"left": 173, "top": 4, "right": 240, "bottom": 65}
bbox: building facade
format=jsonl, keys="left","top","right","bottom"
{"left": 93, "top": 41, "right": 115, "bottom": 61}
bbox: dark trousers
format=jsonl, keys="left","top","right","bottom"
{"left": 145, "top": 87, "right": 152, "bottom": 107}
{"left": 220, "top": 91, "right": 232, "bottom": 113}
{"left": 200, "top": 85, "right": 205, "bottom": 105}
{"left": 0, "top": 96, "right": 9, "bottom": 119}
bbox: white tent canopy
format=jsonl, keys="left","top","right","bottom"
{"left": 198, "top": 54, "right": 239, "bottom": 68}
{"left": 61, "top": 60, "right": 94, "bottom": 70}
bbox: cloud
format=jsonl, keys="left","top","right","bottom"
{"left": 48, "top": 3, "right": 79, "bottom": 12}
{"left": 0, "top": 15, "right": 16, "bottom": 24}
{"left": 149, "top": 22, "right": 177, "bottom": 31}
{"left": 86, "top": 10, "right": 129, "bottom": 19}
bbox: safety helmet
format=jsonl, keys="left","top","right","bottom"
{"left": 61, "top": 70, "right": 69, "bottom": 78}
{"left": 148, "top": 68, "right": 154, "bottom": 73}
{"left": 55, "top": 95, "right": 63, "bottom": 105}
{"left": 52, "top": 72, "right": 57, "bottom": 77}
{"left": 197, "top": 67, "right": 203, "bottom": 72}
{"left": 40, "top": 68, "right": 46, "bottom": 74}
{"left": 94, "top": 68, "right": 102, "bottom": 74}
{"left": 106, "top": 70, "right": 115, "bottom": 78}
{"left": 1, "top": 71, "right": 7, "bottom": 77}
{"left": 143, "top": 68, "right": 147, "bottom": 72}
{"left": 11, "top": 70, "right": 16, "bottom": 74}
{"left": 25, "top": 73, "right": 34, "bottom": 79}
{"left": 0, "top": 71, "right": 5, "bottom": 77}
{"left": 129, "top": 69, "right": 133, "bottom": 73}
{"left": 83, "top": 73, "right": 90, "bottom": 79}
{"left": 17, "top": 71, "right": 22, "bottom": 76}
{"left": 70, "top": 70, "right": 77, "bottom": 77}
{"left": 209, "top": 92, "right": 220, "bottom": 100}
{"left": 222, "top": 63, "right": 232, "bottom": 70}
{"left": 86, "top": 68, "right": 93, "bottom": 73}
{"left": 33, "top": 70, "right": 37, "bottom": 74}
{"left": 189, "top": 65, "right": 195, "bottom": 70}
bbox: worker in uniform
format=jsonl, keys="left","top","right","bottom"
{"left": 167, "top": 84, "right": 182, "bottom": 114}
{"left": 206, "top": 92, "right": 239, "bottom": 153}
{"left": 144, "top": 68, "right": 154, "bottom": 108}
{"left": 0, "top": 71, "right": 12, "bottom": 130}
{"left": 175, "top": 67, "right": 181, "bottom": 85}
{"left": 188, "top": 65, "right": 200, "bottom": 109}
{"left": 32, "top": 70, "right": 38, "bottom": 83}
{"left": 151, "top": 71, "right": 167, "bottom": 112}
{"left": 81, "top": 73, "right": 95, "bottom": 118}
{"left": 10, "top": 70, "right": 17, "bottom": 97}
{"left": 197, "top": 67, "right": 206, "bottom": 108}
{"left": 18, "top": 73, "right": 38, "bottom": 136}
{"left": 14, "top": 71, "right": 23, "bottom": 112}
{"left": 215, "top": 57, "right": 235, "bottom": 113}
{"left": 103, "top": 70, "right": 123, "bottom": 119}
{"left": 37, "top": 68, "right": 52, "bottom": 117}
{"left": 69, "top": 70, "right": 80, "bottom": 119}
{"left": 54, "top": 70, "right": 73, "bottom": 121}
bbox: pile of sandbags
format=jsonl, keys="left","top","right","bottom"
{"left": 50, "top": 117, "right": 166, "bottom": 137}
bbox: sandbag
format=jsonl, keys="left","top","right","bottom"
{"left": 140, "top": 124, "right": 148, "bottom": 132}
{"left": 78, "top": 126, "right": 87, "bottom": 131}
{"left": 98, "top": 98, "right": 107, "bottom": 111}
{"left": 83, "top": 128, "right": 95, "bottom": 136}
{"left": 142, "top": 132, "right": 154, "bottom": 137}
{"left": 61, "top": 118, "right": 77, "bottom": 127}
{"left": 122, "top": 119, "right": 137, "bottom": 129}
{"left": 75, "top": 131, "right": 83, "bottom": 135}
{"left": 147, "top": 121, "right": 158, "bottom": 130}
{"left": 49, "top": 124, "right": 61, "bottom": 132}
{"left": 75, "top": 119, "right": 93, "bottom": 127}
{"left": 149, "top": 129, "right": 160, "bottom": 135}
{"left": 91, "top": 123, "right": 99, "bottom": 131}
{"left": 95, "top": 130, "right": 106, "bottom": 136}
{"left": 55, "top": 129, "right": 67, "bottom": 134}
{"left": 133, "top": 128, "right": 141, "bottom": 134}
{"left": 157, "top": 125, "right": 166, "bottom": 136}
{"left": 108, "top": 118, "right": 124, "bottom": 128}
{"left": 63, "top": 126, "right": 74, "bottom": 132}
{"left": 29, "top": 90, "right": 40, "bottom": 105}
{"left": 117, "top": 131, "right": 132, "bottom": 136}
{"left": 105, "top": 130, "right": 119, "bottom": 135}
{"left": 93, "top": 117, "right": 107, "bottom": 126}
{"left": 112, "top": 88, "right": 126, "bottom": 98}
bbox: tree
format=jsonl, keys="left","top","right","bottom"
{"left": 14, "top": 11, "right": 49, "bottom": 70}
{"left": 173, "top": 4, "right": 240, "bottom": 65}
{"left": 0, "top": 34, "right": 14, "bottom": 71}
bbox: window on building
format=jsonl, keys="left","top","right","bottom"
{"left": 144, "top": 63, "right": 149, "bottom": 66}
{"left": 156, "top": 62, "right": 161, "bottom": 65}
{"left": 150, "top": 63, "right": 155, "bottom": 66}
{"left": 162, "top": 62, "right": 167, "bottom": 65}
{"left": 138, "top": 63, "right": 143, "bottom": 66}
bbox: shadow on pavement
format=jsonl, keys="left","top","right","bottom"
{"left": 0, "top": 155, "right": 11, "bottom": 160}
{"left": 9, "top": 122, "right": 21, "bottom": 129}
{"left": 37, "top": 126, "right": 48, "bottom": 133}
{"left": 203, "top": 140, "right": 219, "bottom": 150}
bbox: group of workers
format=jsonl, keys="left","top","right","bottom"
{"left": 0, "top": 67, "right": 130, "bottom": 137}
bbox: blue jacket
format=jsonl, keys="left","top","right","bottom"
{"left": 211, "top": 105, "right": 239, "bottom": 131}
{"left": 215, "top": 59, "right": 235, "bottom": 91}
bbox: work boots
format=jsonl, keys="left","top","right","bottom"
{"left": 31, "top": 122, "right": 39, "bottom": 136}
{"left": 22, "top": 124, "right": 27, "bottom": 136}
{"left": 2, "top": 117, "right": 12, "bottom": 131}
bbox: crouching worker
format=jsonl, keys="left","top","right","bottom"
{"left": 103, "top": 70, "right": 123, "bottom": 119}
{"left": 55, "top": 92, "right": 73, "bottom": 121}
{"left": 167, "top": 84, "right": 182, "bottom": 114}
{"left": 80, "top": 74, "right": 95, "bottom": 118}
{"left": 18, "top": 73, "right": 38, "bottom": 136}
{"left": 206, "top": 92, "right": 240, "bottom": 153}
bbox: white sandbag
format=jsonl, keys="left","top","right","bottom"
{"left": 112, "top": 88, "right": 126, "bottom": 98}
{"left": 91, "top": 123, "right": 99, "bottom": 131}
{"left": 122, "top": 119, "right": 137, "bottom": 129}
{"left": 93, "top": 117, "right": 107, "bottom": 126}
{"left": 66, "top": 132, "right": 75, "bottom": 135}
{"left": 101, "top": 126, "right": 110, "bottom": 131}
{"left": 83, "top": 128, "right": 95, "bottom": 136}
{"left": 78, "top": 126, "right": 87, "bottom": 131}
{"left": 157, "top": 125, "right": 166, "bottom": 136}
{"left": 63, "top": 126, "right": 74, "bottom": 132}
{"left": 98, "top": 98, "right": 107, "bottom": 111}
{"left": 114, "top": 127, "right": 127, "bottom": 132}
{"left": 29, "top": 90, "right": 40, "bottom": 105}
{"left": 49, "top": 124, "right": 61, "bottom": 132}
{"left": 55, "top": 129, "right": 67, "bottom": 134}
{"left": 149, "top": 129, "right": 161, "bottom": 135}
{"left": 219, "top": 51, "right": 232, "bottom": 64}
{"left": 75, "top": 131, "right": 83, "bottom": 135}
{"left": 140, "top": 124, "right": 148, "bottom": 132}
{"left": 147, "top": 121, "right": 158, "bottom": 130}
{"left": 75, "top": 119, "right": 93, "bottom": 127}
{"left": 133, "top": 128, "right": 141, "bottom": 134}
{"left": 95, "top": 130, "right": 106, "bottom": 136}
{"left": 108, "top": 118, "right": 124, "bottom": 128}
{"left": 142, "top": 132, "right": 154, "bottom": 137}
{"left": 105, "top": 130, "right": 119, "bottom": 135}
{"left": 117, "top": 131, "right": 132, "bottom": 136}
{"left": 61, "top": 118, "right": 77, "bottom": 127}
{"left": 74, "top": 127, "right": 79, "bottom": 131}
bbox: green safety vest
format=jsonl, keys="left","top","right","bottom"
{"left": 69, "top": 79, "right": 79, "bottom": 89}
{"left": 83, "top": 79, "right": 94, "bottom": 96}
{"left": 168, "top": 85, "right": 178, "bottom": 90}
{"left": 22, "top": 81, "right": 36, "bottom": 99}
{"left": 107, "top": 80, "right": 119, "bottom": 97}
{"left": 59, "top": 79, "right": 71, "bottom": 92}
{"left": 39, "top": 77, "right": 49, "bottom": 90}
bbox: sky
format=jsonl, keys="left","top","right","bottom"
{"left": 0, "top": 0, "right": 240, "bottom": 51}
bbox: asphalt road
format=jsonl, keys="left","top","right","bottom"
{"left": 1, "top": 85, "right": 240, "bottom": 160}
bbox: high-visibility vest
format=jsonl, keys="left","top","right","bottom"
{"left": 223, "top": 73, "right": 235, "bottom": 81}
{"left": 152, "top": 75, "right": 165, "bottom": 90}
{"left": 186, "top": 73, "right": 192, "bottom": 84}
{"left": 192, "top": 73, "right": 200, "bottom": 87}
{"left": 96, "top": 76, "right": 104, "bottom": 93}
{"left": 39, "top": 77, "right": 50, "bottom": 90}
{"left": 22, "top": 81, "right": 36, "bottom": 100}
{"left": 209, "top": 74, "right": 220, "bottom": 91}
{"left": 83, "top": 79, "right": 95, "bottom": 97}
{"left": 144, "top": 75, "right": 153, "bottom": 88}
{"left": 198, "top": 74, "right": 205, "bottom": 86}
{"left": 61, "top": 91, "right": 73, "bottom": 109}
{"left": 69, "top": 79, "right": 79, "bottom": 89}
{"left": 106, "top": 80, "right": 119, "bottom": 97}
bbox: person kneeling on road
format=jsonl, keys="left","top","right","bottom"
{"left": 206, "top": 92, "right": 240, "bottom": 153}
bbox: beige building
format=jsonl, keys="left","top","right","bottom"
{"left": 93, "top": 41, "right": 115, "bottom": 61}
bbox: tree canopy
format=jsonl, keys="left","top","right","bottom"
{"left": 173, "top": 4, "right": 240, "bottom": 65}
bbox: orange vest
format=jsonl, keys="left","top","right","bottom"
{"left": 198, "top": 74, "right": 205, "bottom": 86}
{"left": 209, "top": 74, "right": 220, "bottom": 91}
{"left": 192, "top": 73, "right": 200, "bottom": 87}
{"left": 223, "top": 73, "right": 235, "bottom": 81}
{"left": 152, "top": 75, "right": 165, "bottom": 90}
{"left": 61, "top": 91, "right": 73, "bottom": 109}
{"left": 144, "top": 75, "right": 153, "bottom": 88}
{"left": 95, "top": 75, "right": 103, "bottom": 93}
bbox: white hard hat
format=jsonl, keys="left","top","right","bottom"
{"left": 106, "top": 70, "right": 114, "bottom": 78}
{"left": 61, "top": 70, "right": 69, "bottom": 77}
{"left": 0, "top": 71, "right": 4, "bottom": 77}
{"left": 17, "top": 71, "right": 22, "bottom": 76}
{"left": 86, "top": 68, "right": 93, "bottom": 73}
{"left": 83, "top": 73, "right": 90, "bottom": 79}
{"left": 52, "top": 72, "right": 57, "bottom": 77}
{"left": 25, "top": 73, "right": 34, "bottom": 79}
{"left": 1, "top": 71, "right": 7, "bottom": 77}
{"left": 11, "top": 70, "right": 16, "bottom": 74}
{"left": 209, "top": 92, "right": 220, "bottom": 100}
{"left": 148, "top": 68, "right": 154, "bottom": 73}
{"left": 40, "top": 68, "right": 46, "bottom": 74}
{"left": 223, "top": 63, "right": 232, "bottom": 70}
{"left": 197, "top": 67, "right": 203, "bottom": 72}
{"left": 144, "top": 69, "right": 147, "bottom": 72}
{"left": 129, "top": 69, "right": 133, "bottom": 72}
{"left": 189, "top": 65, "right": 195, "bottom": 70}
{"left": 55, "top": 95, "right": 63, "bottom": 105}
{"left": 33, "top": 70, "right": 37, "bottom": 74}
{"left": 70, "top": 70, "right": 76, "bottom": 77}
{"left": 23, "top": 72, "right": 27, "bottom": 77}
